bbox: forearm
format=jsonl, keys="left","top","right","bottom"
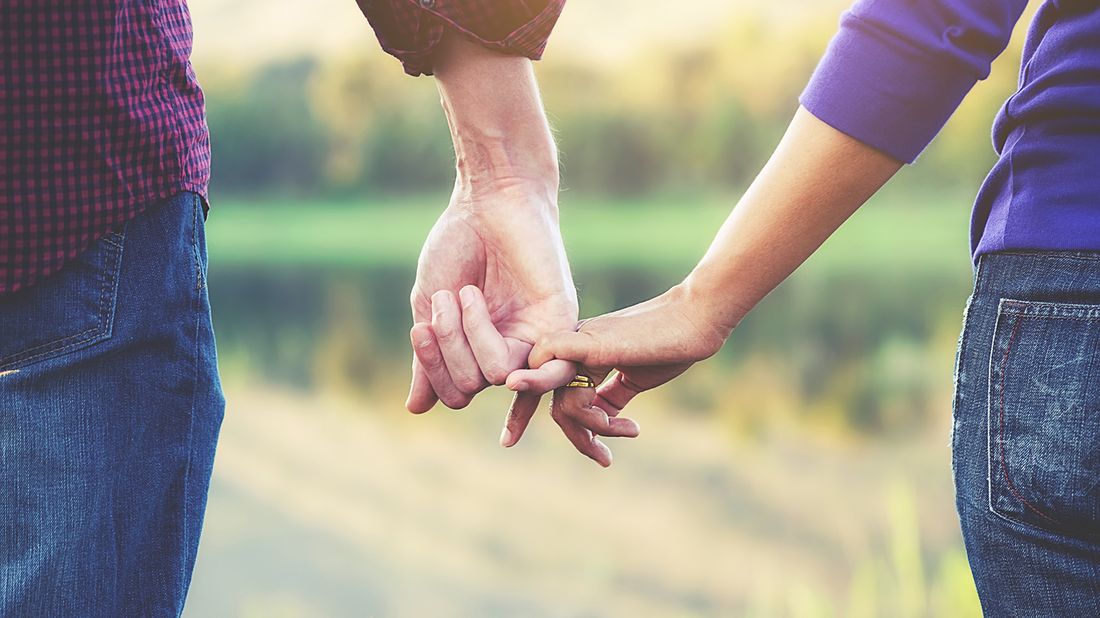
{"left": 433, "top": 32, "right": 558, "bottom": 203}
{"left": 683, "top": 106, "right": 903, "bottom": 331}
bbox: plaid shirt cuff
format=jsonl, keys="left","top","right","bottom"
{"left": 357, "top": 0, "right": 565, "bottom": 76}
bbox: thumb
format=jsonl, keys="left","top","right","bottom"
{"left": 505, "top": 328, "right": 607, "bottom": 394}
{"left": 529, "top": 330, "right": 602, "bottom": 369}
{"left": 505, "top": 358, "right": 576, "bottom": 394}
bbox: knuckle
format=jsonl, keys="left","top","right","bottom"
{"left": 433, "top": 324, "right": 458, "bottom": 342}
{"left": 483, "top": 365, "right": 509, "bottom": 385}
{"left": 587, "top": 411, "right": 611, "bottom": 430}
{"left": 460, "top": 309, "right": 476, "bottom": 327}
{"left": 579, "top": 417, "right": 606, "bottom": 433}
{"left": 455, "top": 374, "right": 483, "bottom": 394}
{"left": 417, "top": 349, "right": 445, "bottom": 370}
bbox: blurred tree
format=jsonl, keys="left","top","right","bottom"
{"left": 206, "top": 59, "right": 329, "bottom": 195}
{"left": 201, "top": 8, "right": 1026, "bottom": 201}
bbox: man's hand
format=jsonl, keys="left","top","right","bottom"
{"left": 407, "top": 183, "right": 578, "bottom": 412}
{"left": 408, "top": 186, "right": 644, "bottom": 461}
{"left": 409, "top": 32, "right": 578, "bottom": 428}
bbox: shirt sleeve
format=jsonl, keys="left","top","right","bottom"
{"left": 799, "top": 0, "right": 1028, "bottom": 163}
{"left": 356, "top": 0, "right": 566, "bottom": 76}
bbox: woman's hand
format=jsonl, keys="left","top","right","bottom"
{"left": 492, "top": 108, "right": 903, "bottom": 466}
{"left": 500, "top": 284, "right": 735, "bottom": 465}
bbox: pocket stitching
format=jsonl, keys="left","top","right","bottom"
{"left": 0, "top": 327, "right": 104, "bottom": 369}
{"left": 989, "top": 300, "right": 1100, "bottom": 539}
{"left": 993, "top": 312, "right": 1066, "bottom": 529}
{"left": 0, "top": 328, "right": 106, "bottom": 370}
{"left": 1001, "top": 298, "right": 1100, "bottom": 320}
{"left": 0, "top": 231, "right": 126, "bottom": 371}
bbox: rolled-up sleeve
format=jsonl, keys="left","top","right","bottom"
{"left": 800, "top": 0, "right": 1028, "bottom": 163}
{"left": 356, "top": 0, "right": 566, "bottom": 76}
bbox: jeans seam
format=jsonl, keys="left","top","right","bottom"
{"left": 166, "top": 210, "right": 201, "bottom": 615}
{"left": 952, "top": 255, "right": 986, "bottom": 498}
{"left": 192, "top": 194, "right": 204, "bottom": 291}
{"left": 992, "top": 251, "right": 1100, "bottom": 262}
{"left": 951, "top": 298, "right": 978, "bottom": 493}
{"left": 953, "top": 259, "right": 985, "bottom": 412}
{"left": 996, "top": 314, "right": 1100, "bottom": 322}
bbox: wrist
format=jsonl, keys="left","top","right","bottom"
{"left": 448, "top": 175, "right": 559, "bottom": 219}
{"left": 656, "top": 282, "right": 735, "bottom": 360}
{"left": 677, "top": 267, "right": 752, "bottom": 336}
{"left": 444, "top": 109, "right": 559, "bottom": 214}
{"left": 449, "top": 127, "right": 559, "bottom": 198}
{"left": 432, "top": 32, "right": 559, "bottom": 201}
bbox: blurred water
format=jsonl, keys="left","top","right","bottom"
{"left": 187, "top": 210, "right": 979, "bottom": 615}
{"left": 184, "top": 381, "right": 976, "bottom": 617}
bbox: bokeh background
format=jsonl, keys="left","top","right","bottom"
{"left": 183, "top": 1, "right": 1034, "bottom": 616}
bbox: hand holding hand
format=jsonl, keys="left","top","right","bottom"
{"left": 410, "top": 31, "right": 581, "bottom": 413}
{"left": 501, "top": 284, "right": 735, "bottom": 464}
{"left": 407, "top": 184, "right": 578, "bottom": 412}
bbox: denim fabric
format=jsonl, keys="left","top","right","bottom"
{"left": 953, "top": 251, "right": 1100, "bottom": 616}
{"left": 0, "top": 193, "right": 224, "bottom": 616}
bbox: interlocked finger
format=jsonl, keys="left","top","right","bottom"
{"left": 411, "top": 322, "right": 472, "bottom": 409}
{"left": 431, "top": 290, "right": 488, "bottom": 396}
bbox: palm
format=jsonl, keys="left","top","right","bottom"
{"left": 407, "top": 197, "right": 578, "bottom": 413}
{"left": 411, "top": 203, "right": 576, "bottom": 345}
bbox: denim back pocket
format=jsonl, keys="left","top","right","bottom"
{"left": 0, "top": 228, "right": 125, "bottom": 371}
{"left": 989, "top": 298, "right": 1100, "bottom": 538}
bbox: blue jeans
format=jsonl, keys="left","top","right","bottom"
{"left": 954, "top": 252, "right": 1100, "bottom": 616}
{"left": 0, "top": 193, "right": 224, "bottom": 616}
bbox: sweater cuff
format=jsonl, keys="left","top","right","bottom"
{"left": 799, "top": 16, "right": 978, "bottom": 163}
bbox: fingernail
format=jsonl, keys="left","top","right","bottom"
{"left": 459, "top": 287, "right": 474, "bottom": 308}
{"left": 511, "top": 381, "right": 528, "bottom": 392}
{"left": 500, "top": 427, "right": 513, "bottom": 447}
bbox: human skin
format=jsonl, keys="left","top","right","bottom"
{"left": 501, "top": 107, "right": 903, "bottom": 461}
{"left": 409, "top": 33, "right": 640, "bottom": 464}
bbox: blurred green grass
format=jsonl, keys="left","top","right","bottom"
{"left": 205, "top": 187, "right": 974, "bottom": 279}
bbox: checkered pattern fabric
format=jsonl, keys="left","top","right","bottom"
{"left": 357, "top": 0, "right": 566, "bottom": 76}
{"left": 0, "top": 1, "right": 210, "bottom": 295}
{"left": 0, "top": 0, "right": 564, "bottom": 294}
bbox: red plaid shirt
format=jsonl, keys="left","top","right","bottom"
{"left": 357, "top": 0, "right": 566, "bottom": 76}
{"left": 0, "top": 0, "right": 565, "bottom": 295}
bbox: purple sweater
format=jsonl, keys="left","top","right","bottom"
{"left": 800, "top": 0, "right": 1100, "bottom": 259}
